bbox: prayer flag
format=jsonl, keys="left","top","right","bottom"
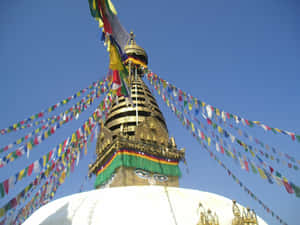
{"left": 290, "top": 182, "right": 300, "bottom": 197}
{"left": 27, "top": 163, "right": 34, "bottom": 176}
{"left": 283, "top": 178, "right": 294, "bottom": 194}
{"left": 3, "top": 179, "right": 9, "bottom": 194}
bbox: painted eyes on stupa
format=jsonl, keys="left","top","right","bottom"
{"left": 135, "top": 169, "right": 150, "bottom": 179}
{"left": 134, "top": 169, "right": 168, "bottom": 182}
{"left": 153, "top": 174, "right": 168, "bottom": 182}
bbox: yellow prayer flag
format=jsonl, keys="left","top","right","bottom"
{"left": 207, "top": 137, "right": 211, "bottom": 146}
{"left": 85, "top": 122, "right": 91, "bottom": 135}
{"left": 44, "top": 131, "right": 48, "bottom": 139}
{"left": 188, "top": 103, "right": 192, "bottom": 111}
{"left": 201, "top": 102, "right": 206, "bottom": 107}
{"left": 7, "top": 152, "right": 13, "bottom": 159}
{"left": 253, "top": 121, "right": 260, "bottom": 124}
{"left": 45, "top": 167, "right": 50, "bottom": 177}
{"left": 274, "top": 128, "right": 281, "bottom": 133}
{"left": 107, "top": 0, "right": 118, "bottom": 15}
{"left": 27, "top": 142, "right": 32, "bottom": 151}
{"left": 191, "top": 122, "right": 195, "bottom": 132}
{"left": 217, "top": 126, "right": 223, "bottom": 134}
{"left": 62, "top": 154, "right": 65, "bottom": 164}
{"left": 98, "top": 18, "right": 104, "bottom": 28}
{"left": 59, "top": 171, "right": 66, "bottom": 184}
{"left": 250, "top": 150, "right": 255, "bottom": 157}
{"left": 216, "top": 108, "right": 220, "bottom": 116}
{"left": 71, "top": 133, "right": 77, "bottom": 143}
{"left": 58, "top": 144, "right": 62, "bottom": 157}
{"left": 85, "top": 142, "right": 88, "bottom": 155}
{"left": 0, "top": 208, "right": 4, "bottom": 217}
{"left": 16, "top": 138, "right": 22, "bottom": 144}
{"left": 109, "top": 44, "right": 123, "bottom": 71}
{"left": 257, "top": 167, "right": 267, "bottom": 179}
{"left": 43, "top": 155, "right": 47, "bottom": 167}
{"left": 18, "top": 169, "right": 25, "bottom": 180}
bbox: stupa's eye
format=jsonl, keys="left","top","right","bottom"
{"left": 153, "top": 174, "right": 168, "bottom": 182}
{"left": 135, "top": 169, "right": 150, "bottom": 179}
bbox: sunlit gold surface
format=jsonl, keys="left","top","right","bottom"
{"left": 124, "top": 31, "right": 148, "bottom": 64}
{"left": 231, "top": 200, "right": 258, "bottom": 225}
{"left": 89, "top": 34, "right": 185, "bottom": 187}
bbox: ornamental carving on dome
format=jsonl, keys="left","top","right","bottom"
{"left": 231, "top": 200, "right": 258, "bottom": 225}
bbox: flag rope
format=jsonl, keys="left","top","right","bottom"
{"left": 145, "top": 73, "right": 289, "bottom": 225}
{"left": 0, "top": 78, "right": 108, "bottom": 136}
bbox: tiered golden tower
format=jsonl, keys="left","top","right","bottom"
{"left": 89, "top": 33, "right": 185, "bottom": 188}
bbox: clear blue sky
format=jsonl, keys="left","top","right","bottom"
{"left": 0, "top": 0, "right": 299, "bottom": 224}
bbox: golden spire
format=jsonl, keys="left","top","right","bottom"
{"left": 89, "top": 33, "right": 185, "bottom": 188}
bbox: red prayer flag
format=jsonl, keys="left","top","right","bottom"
{"left": 207, "top": 118, "right": 212, "bottom": 125}
{"left": 283, "top": 180, "right": 294, "bottom": 194}
{"left": 220, "top": 145, "right": 225, "bottom": 154}
{"left": 16, "top": 149, "right": 23, "bottom": 156}
{"left": 34, "top": 137, "right": 39, "bottom": 145}
{"left": 290, "top": 133, "right": 295, "bottom": 141}
{"left": 11, "top": 197, "right": 17, "bottom": 208}
{"left": 48, "top": 150, "right": 53, "bottom": 161}
{"left": 244, "top": 160, "right": 249, "bottom": 172}
{"left": 3, "top": 179, "right": 9, "bottom": 194}
{"left": 28, "top": 163, "right": 34, "bottom": 176}
{"left": 50, "top": 126, "right": 55, "bottom": 134}
{"left": 38, "top": 112, "right": 44, "bottom": 118}
{"left": 226, "top": 112, "right": 230, "bottom": 119}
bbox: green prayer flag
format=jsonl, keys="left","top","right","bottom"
{"left": 248, "top": 121, "right": 254, "bottom": 127}
{"left": 271, "top": 128, "right": 277, "bottom": 134}
{"left": 250, "top": 162, "right": 257, "bottom": 174}
{"left": 296, "top": 135, "right": 300, "bottom": 143}
{"left": 276, "top": 171, "right": 282, "bottom": 178}
{"left": 184, "top": 100, "right": 187, "bottom": 107}
{"left": 0, "top": 183, "right": 4, "bottom": 198}
{"left": 290, "top": 183, "right": 300, "bottom": 197}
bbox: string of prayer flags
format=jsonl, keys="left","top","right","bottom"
{"left": 199, "top": 113, "right": 300, "bottom": 171}
{"left": 0, "top": 97, "right": 107, "bottom": 200}
{"left": 148, "top": 73, "right": 300, "bottom": 198}
{"left": 0, "top": 78, "right": 107, "bottom": 136}
{"left": 148, "top": 72, "right": 300, "bottom": 170}
{"left": 0, "top": 86, "right": 109, "bottom": 168}
{"left": 147, "top": 72, "right": 300, "bottom": 143}
{"left": 149, "top": 81, "right": 288, "bottom": 225}
{"left": 214, "top": 117, "right": 300, "bottom": 169}
{"left": 0, "top": 117, "right": 99, "bottom": 222}
{"left": 10, "top": 122, "right": 99, "bottom": 225}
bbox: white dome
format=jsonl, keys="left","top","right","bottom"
{"left": 23, "top": 186, "right": 268, "bottom": 225}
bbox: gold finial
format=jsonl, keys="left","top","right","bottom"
{"left": 124, "top": 31, "right": 148, "bottom": 65}
{"left": 128, "top": 31, "right": 136, "bottom": 45}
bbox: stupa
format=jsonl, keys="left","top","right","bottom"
{"left": 22, "top": 34, "right": 268, "bottom": 225}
